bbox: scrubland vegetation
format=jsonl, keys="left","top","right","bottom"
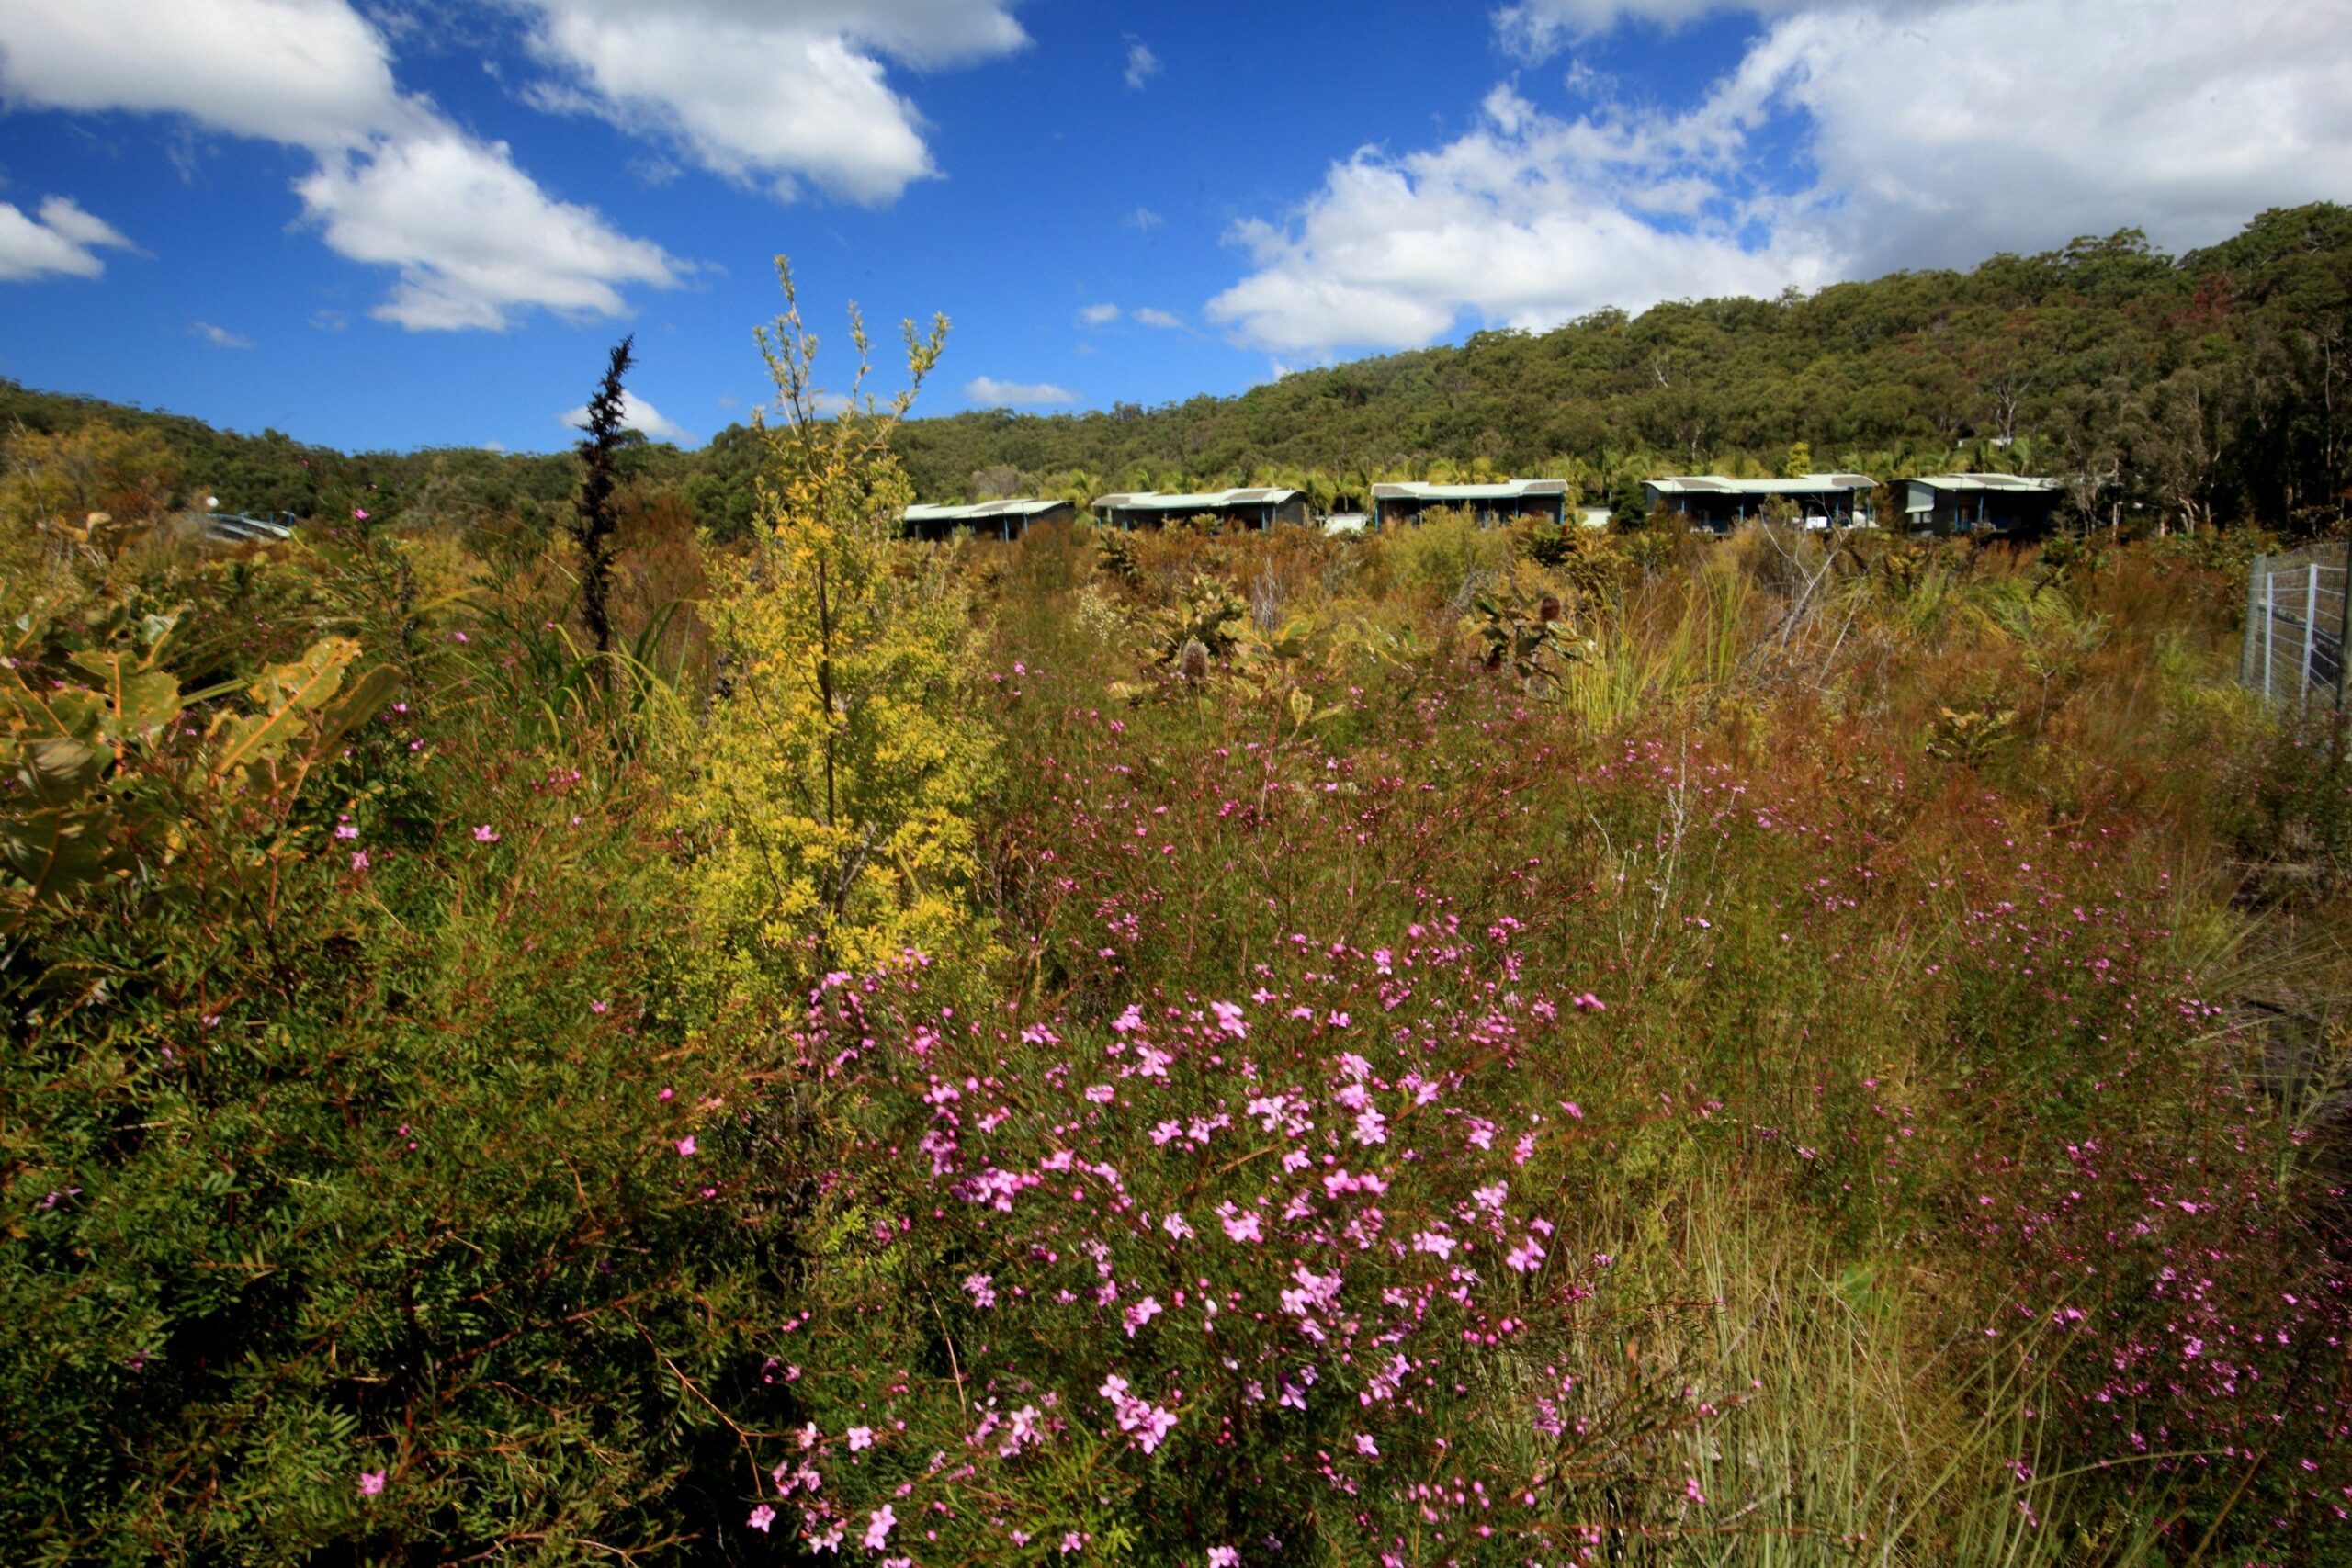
{"left": 5, "top": 256, "right": 2352, "bottom": 1566}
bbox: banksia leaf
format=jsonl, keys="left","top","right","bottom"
{"left": 207, "top": 638, "right": 361, "bottom": 778}
{"left": 68, "top": 649, "right": 182, "bottom": 745}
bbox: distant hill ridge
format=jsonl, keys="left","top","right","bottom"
{"left": 6, "top": 203, "right": 2347, "bottom": 533}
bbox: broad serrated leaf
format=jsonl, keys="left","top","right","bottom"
{"left": 67, "top": 649, "right": 183, "bottom": 744}
{"left": 0, "top": 666, "right": 107, "bottom": 746}
{"left": 0, "top": 804, "right": 116, "bottom": 908}
{"left": 313, "top": 664, "right": 401, "bottom": 753}
{"left": 207, "top": 639, "right": 360, "bottom": 777}
{"left": 12, "top": 736, "right": 105, "bottom": 807}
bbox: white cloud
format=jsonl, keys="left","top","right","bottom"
{"left": 1206, "top": 84, "right": 1819, "bottom": 353}
{"left": 560, "top": 388, "right": 694, "bottom": 443}
{"left": 1768, "top": 0, "right": 2352, "bottom": 278}
{"left": 1495, "top": 0, "right": 1732, "bottom": 54}
{"left": 507, "top": 0, "right": 1030, "bottom": 206}
{"left": 965, "top": 376, "right": 1075, "bottom": 406}
{"left": 1126, "top": 206, "right": 1164, "bottom": 233}
{"left": 191, "top": 321, "right": 254, "bottom": 347}
{"left": 0, "top": 0, "right": 418, "bottom": 148}
{"left": 298, "top": 130, "right": 684, "bottom": 330}
{"left": 1078, "top": 301, "right": 1120, "bottom": 324}
{"left": 1124, "top": 39, "right": 1159, "bottom": 90}
{"left": 1212, "top": 0, "right": 2352, "bottom": 355}
{"left": 1132, "top": 307, "right": 1183, "bottom": 329}
{"left": 0, "top": 196, "right": 133, "bottom": 280}
{"left": 0, "top": 0, "right": 684, "bottom": 328}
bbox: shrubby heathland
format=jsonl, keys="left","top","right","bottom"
{"left": 3, "top": 229, "right": 2350, "bottom": 1565}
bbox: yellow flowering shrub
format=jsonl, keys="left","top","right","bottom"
{"left": 671, "top": 263, "right": 1001, "bottom": 1006}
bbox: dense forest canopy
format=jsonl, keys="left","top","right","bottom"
{"left": 6, "top": 203, "right": 2348, "bottom": 537}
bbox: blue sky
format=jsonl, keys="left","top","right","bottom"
{"left": 1, "top": 0, "right": 2345, "bottom": 457}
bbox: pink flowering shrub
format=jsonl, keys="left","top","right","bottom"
{"left": 763, "top": 934, "right": 1673, "bottom": 1561}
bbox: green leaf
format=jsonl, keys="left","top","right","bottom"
{"left": 0, "top": 803, "right": 116, "bottom": 908}
{"left": 206, "top": 639, "right": 361, "bottom": 778}
{"left": 67, "top": 649, "right": 183, "bottom": 745}
{"left": 13, "top": 736, "right": 105, "bottom": 807}
{"left": 313, "top": 664, "right": 401, "bottom": 754}
{"left": 0, "top": 666, "right": 107, "bottom": 747}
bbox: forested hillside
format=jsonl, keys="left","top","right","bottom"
{"left": 6, "top": 203, "right": 2348, "bottom": 536}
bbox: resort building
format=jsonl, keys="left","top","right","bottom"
{"left": 902, "top": 498, "right": 1075, "bottom": 541}
{"left": 1090, "top": 488, "right": 1311, "bottom": 530}
{"left": 1369, "top": 479, "right": 1569, "bottom": 529}
{"left": 1899, "top": 474, "right": 2066, "bottom": 536}
{"left": 1640, "top": 474, "right": 1879, "bottom": 531}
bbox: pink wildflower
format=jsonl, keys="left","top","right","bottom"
{"left": 865, "top": 1504, "right": 897, "bottom": 1551}
{"left": 847, "top": 1426, "right": 875, "bottom": 1450}
{"left": 358, "top": 1470, "right": 386, "bottom": 1496}
{"left": 675, "top": 1135, "right": 696, "bottom": 1157}
{"left": 747, "top": 1504, "right": 775, "bottom": 1531}
{"left": 471, "top": 825, "right": 499, "bottom": 843}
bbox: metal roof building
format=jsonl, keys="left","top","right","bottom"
{"left": 1370, "top": 479, "right": 1569, "bottom": 528}
{"left": 1900, "top": 474, "right": 2065, "bottom": 537}
{"left": 1641, "top": 473, "right": 1879, "bottom": 530}
{"left": 1090, "top": 488, "right": 1310, "bottom": 531}
{"left": 903, "top": 497, "right": 1075, "bottom": 541}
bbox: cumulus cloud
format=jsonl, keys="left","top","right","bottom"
{"left": 191, "top": 321, "right": 254, "bottom": 347}
{"left": 1123, "top": 39, "right": 1160, "bottom": 90}
{"left": 298, "top": 130, "right": 684, "bottom": 329}
{"left": 0, "top": 0, "right": 419, "bottom": 148}
{"left": 0, "top": 197, "right": 134, "bottom": 280}
{"left": 560, "top": 388, "right": 694, "bottom": 443}
{"left": 0, "top": 0, "right": 683, "bottom": 327}
{"left": 507, "top": 0, "right": 1030, "bottom": 205}
{"left": 1209, "top": 0, "right": 2352, "bottom": 355}
{"left": 1078, "top": 301, "right": 1120, "bottom": 324}
{"left": 1207, "top": 84, "right": 1820, "bottom": 353}
{"left": 965, "top": 376, "right": 1075, "bottom": 406}
{"left": 1131, "top": 307, "right": 1184, "bottom": 329}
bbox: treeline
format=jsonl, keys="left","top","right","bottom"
{"left": 6, "top": 203, "right": 2348, "bottom": 536}
{"left": 899, "top": 204, "right": 2352, "bottom": 531}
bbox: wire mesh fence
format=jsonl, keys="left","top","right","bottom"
{"left": 2242, "top": 542, "right": 2352, "bottom": 712}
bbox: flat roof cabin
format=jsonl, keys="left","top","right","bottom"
{"left": 1090, "top": 488, "right": 1311, "bottom": 531}
{"left": 1370, "top": 479, "right": 1568, "bottom": 529}
{"left": 1901, "top": 474, "right": 2065, "bottom": 537}
{"left": 1641, "top": 474, "right": 1879, "bottom": 531}
{"left": 903, "top": 498, "right": 1075, "bottom": 541}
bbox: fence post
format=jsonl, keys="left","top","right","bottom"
{"left": 2245, "top": 552, "right": 2268, "bottom": 690}
{"left": 2337, "top": 546, "right": 2351, "bottom": 712}
{"left": 2265, "top": 567, "right": 2276, "bottom": 700}
{"left": 2305, "top": 562, "right": 2322, "bottom": 713}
